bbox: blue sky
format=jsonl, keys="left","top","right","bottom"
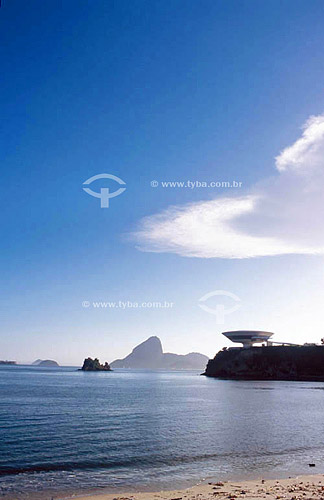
{"left": 1, "top": 0, "right": 324, "bottom": 365}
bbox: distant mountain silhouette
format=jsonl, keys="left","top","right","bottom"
{"left": 32, "top": 359, "right": 43, "bottom": 365}
{"left": 110, "top": 336, "right": 208, "bottom": 370}
{"left": 32, "top": 359, "right": 59, "bottom": 367}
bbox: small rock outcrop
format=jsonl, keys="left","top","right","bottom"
{"left": 204, "top": 345, "right": 324, "bottom": 381}
{"left": 81, "top": 358, "right": 112, "bottom": 371}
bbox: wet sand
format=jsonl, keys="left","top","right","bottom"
{"left": 68, "top": 474, "right": 324, "bottom": 500}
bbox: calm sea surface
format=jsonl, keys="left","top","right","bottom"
{"left": 1, "top": 365, "right": 324, "bottom": 499}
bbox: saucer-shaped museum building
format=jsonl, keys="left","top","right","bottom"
{"left": 222, "top": 330, "right": 274, "bottom": 348}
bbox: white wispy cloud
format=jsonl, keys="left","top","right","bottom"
{"left": 275, "top": 115, "right": 324, "bottom": 173}
{"left": 133, "top": 114, "right": 324, "bottom": 259}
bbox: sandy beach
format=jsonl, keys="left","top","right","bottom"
{"left": 68, "top": 474, "right": 324, "bottom": 500}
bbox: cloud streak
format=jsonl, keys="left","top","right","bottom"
{"left": 133, "top": 114, "right": 324, "bottom": 259}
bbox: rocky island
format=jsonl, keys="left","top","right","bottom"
{"left": 81, "top": 358, "right": 112, "bottom": 371}
{"left": 32, "top": 359, "right": 59, "bottom": 367}
{"left": 204, "top": 345, "right": 324, "bottom": 381}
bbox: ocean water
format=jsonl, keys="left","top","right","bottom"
{"left": 1, "top": 365, "right": 324, "bottom": 499}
